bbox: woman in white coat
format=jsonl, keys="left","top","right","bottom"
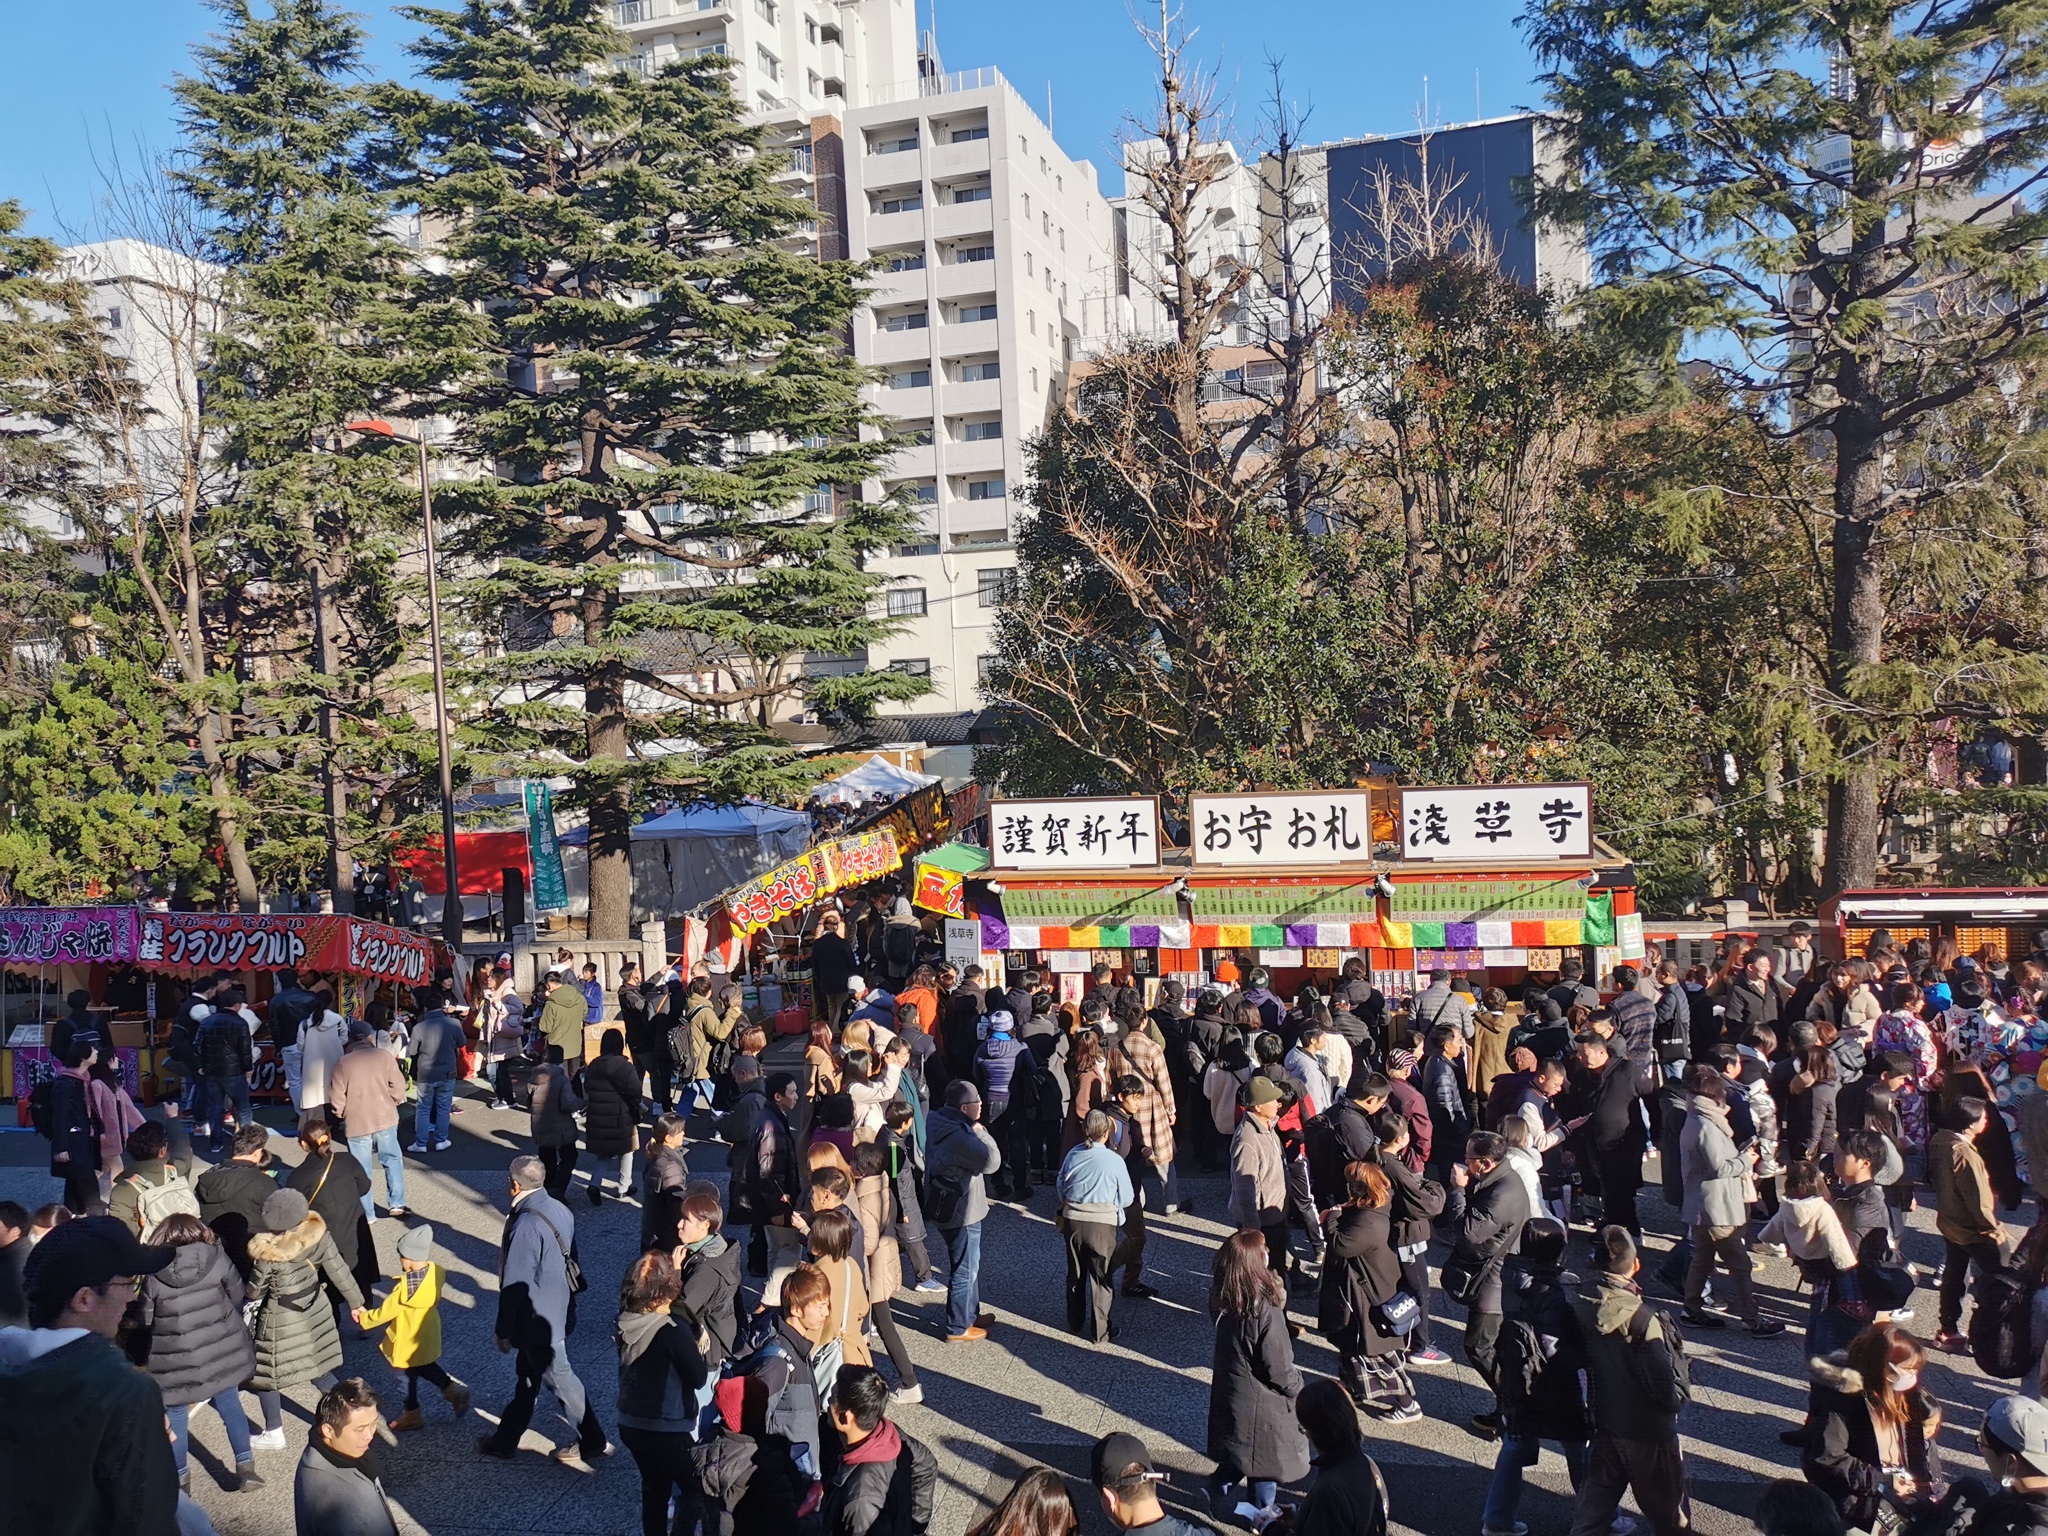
{"left": 293, "top": 989, "right": 349, "bottom": 1129}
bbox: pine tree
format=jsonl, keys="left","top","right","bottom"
{"left": 1524, "top": 0, "right": 2048, "bottom": 893}
{"left": 174, "top": 0, "right": 446, "bottom": 908}
{"left": 382, "top": 0, "right": 917, "bottom": 938}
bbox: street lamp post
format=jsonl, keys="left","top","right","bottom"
{"left": 347, "top": 420, "right": 464, "bottom": 955}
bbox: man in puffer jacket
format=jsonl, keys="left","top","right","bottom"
{"left": 194, "top": 991, "right": 256, "bottom": 1159}
{"left": 824, "top": 1367, "right": 935, "bottom": 1536}
{"left": 1570, "top": 1227, "right": 1690, "bottom": 1536}
{"left": 0, "top": 1216, "right": 180, "bottom": 1536}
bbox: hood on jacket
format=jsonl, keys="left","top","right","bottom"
{"left": 1578, "top": 1273, "right": 1646, "bottom": 1335}
{"left": 0, "top": 1325, "right": 90, "bottom": 1368}
{"left": 246, "top": 1213, "right": 328, "bottom": 1265}
{"left": 616, "top": 1309, "right": 672, "bottom": 1369}
{"left": 0, "top": 1329, "right": 120, "bottom": 1439}
{"left": 843, "top": 1416, "right": 902, "bottom": 1467}
{"left": 1809, "top": 1352, "right": 1865, "bottom": 1395}
{"left": 157, "top": 1241, "right": 223, "bottom": 1288}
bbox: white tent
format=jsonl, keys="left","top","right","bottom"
{"left": 809, "top": 753, "right": 938, "bottom": 805}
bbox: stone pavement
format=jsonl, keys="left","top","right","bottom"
{"left": 0, "top": 1090, "right": 2009, "bottom": 1536}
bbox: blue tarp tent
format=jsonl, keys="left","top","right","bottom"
{"left": 559, "top": 800, "right": 811, "bottom": 920}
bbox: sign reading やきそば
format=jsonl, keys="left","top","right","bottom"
{"left": 989, "top": 798, "right": 1161, "bottom": 871}
{"left": 1397, "top": 783, "right": 1593, "bottom": 862}
{"left": 1189, "top": 791, "right": 1375, "bottom": 867}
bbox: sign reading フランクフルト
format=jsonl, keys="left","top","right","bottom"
{"left": 1188, "top": 791, "right": 1376, "bottom": 867}
{"left": 988, "top": 798, "right": 1161, "bottom": 871}
{"left": 1397, "top": 783, "right": 1593, "bottom": 862}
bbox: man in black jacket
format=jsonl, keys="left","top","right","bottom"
{"left": 747, "top": 1074, "right": 802, "bottom": 1299}
{"left": 1570, "top": 1227, "right": 1690, "bottom": 1536}
{"left": 1575, "top": 1032, "right": 1654, "bottom": 1247}
{"left": 194, "top": 990, "right": 256, "bottom": 1159}
{"left": 1486, "top": 1218, "right": 1592, "bottom": 1536}
{"left": 1451, "top": 1131, "right": 1531, "bottom": 1436}
{"left": 267, "top": 969, "right": 317, "bottom": 1053}
{"left": 1720, "top": 950, "right": 1785, "bottom": 1040}
{"left": 1831, "top": 1131, "right": 1892, "bottom": 1260}
{"left": 196, "top": 1123, "right": 278, "bottom": 1277}
{"left": 824, "top": 1367, "right": 935, "bottom": 1536}
{"left": 1332, "top": 958, "right": 1386, "bottom": 1039}
{"left": 617, "top": 962, "right": 672, "bottom": 1114}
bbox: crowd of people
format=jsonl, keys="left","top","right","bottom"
{"left": 14, "top": 909, "right": 2048, "bottom": 1536}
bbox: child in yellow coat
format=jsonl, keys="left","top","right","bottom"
{"left": 354, "top": 1223, "right": 469, "bottom": 1430}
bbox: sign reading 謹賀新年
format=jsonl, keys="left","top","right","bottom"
{"left": 1188, "top": 791, "right": 1375, "bottom": 867}
{"left": 988, "top": 798, "right": 1160, "bottom": 871}
{"left": 1397, "top": 783, "right": 1593, "bottom": 862}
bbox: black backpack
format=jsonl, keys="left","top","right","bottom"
{"left": 1304, "top": 1108, "right": 1356, "bottom": 1210}
{"left": 1494, "top": 1314, "right": 1549, "bottom": 1418}
{"left": 28, "top": 1078, "right": 54, "bottom": 1139}
{"left": 667, "top": 1020, "right": 698, "bottom": 1082}
{"left": 1970, "top": 1266, "right": 2034, "bottom": 1378}
{"left": 883, "top": 923, "right": 918, "bottom": 972}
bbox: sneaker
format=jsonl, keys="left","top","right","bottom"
{"left": 434, "top": 1138, "right": 453, "bottom": 1151}
{"left": 1749, "top": 1240, "right": 1788, "bottom": 1259}
{"left": 551, "top": 1447, "right": 594, "bottom": 1474}
{"left": 1748, "top": 1318, "right": 1788, "bottom": 1338}
{"left": 405, "top": 1142, "right": 429, "bottom": 1154}
{"left": 1469, "top": 1411, "right": 1503, "bottom": 1441}
{"left": 1481, "top": 1523, "right": 1529, "bottom": 1536}
{"left": 1409, "top": 1347, "right": 1453, "bottom": 1368}
{"left": 476, "top": 1434, "right": 517, "bottom": 1460}
{"left": 890, "top": 1384, "right": 924, "bottom": 1407}
{"left": 1610, "top": 1517, "right": 1639, "bottom": 1536}
{"left": 1379, "top": 1401, "right": 1423, "bottom": 1423}
{"left": 1680, "top": 1308, "right": 1727, "bottom": 1329}
{"left": 389, "top": 1408, "right": 425, "bottom": 1432}
{"left": 387, "top": 1207, "right": 408, "bottom": 1219}
{"left": 1120, "top": 1282, "right": 1159, "bottom": 1300}
{"left": 249, "top": 1427, "right": 288, "bottom": 1453}
{"left": 1934, "top": 1330, "right": 1970, "bottom": 1355}
{"left": 914, "top": 1277, "right": 946, "bottom": 1294}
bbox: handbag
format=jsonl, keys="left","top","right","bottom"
{"left": 1438, "top": 1251, "right": 1485, "bottom": 1307}
{"left": 1371, "top": 1288, "right": 1422, "bottom": 1336}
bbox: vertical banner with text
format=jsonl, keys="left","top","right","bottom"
{"left": 525, "top": 781, "right": 570, "bottom": 913}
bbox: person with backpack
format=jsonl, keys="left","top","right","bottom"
{"left": 682, "top": 981, "right": 740, "bottom": 1116}
{"left": 695, "top": 1371, "right": 811, "bottom": 1536}
{"left": 1485, "top": 1217, "right": 1591, "bottom": 1536}
{"left": 973, "top": 1011, "right": 1033, "bottom": 1201}
{"left": 1570, "top": 1226, "right": 1691, "bottom": 1536}
{"left": 737, "top": 1260, "right": 836, "bottom": 1486}
{"left": 109, "top": 1121, "right": 201, "bottom": 1239}
{"left": 1319, "top": 1158, "right": 1419, "bottom": 1422}
{"left": 824, "top": 1366, "right": 936, "bottom": 1536}
{"left": 478, "top": 1153, "right": 608, "bottom": 1470}
{"left": 926, "top": 1080, "right": 1002, "bottom": 1343}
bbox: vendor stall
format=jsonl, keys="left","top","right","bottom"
{"left": 0, "top": 906, "right": 438, "bottom": 1111}
{"left": 1821, "top": 887, "right": 2048, "bottom": 965}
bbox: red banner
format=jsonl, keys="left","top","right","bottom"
{"left": 135, "top": 912, "right": 434, "bottom": 986}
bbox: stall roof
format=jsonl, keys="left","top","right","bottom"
{"left": 916, "top": 842, "right": 991, "bottom": 875}
{"left": 558, "top": 800, "right": 810, "bottom": 846}
{"left": 1825, "top": 888, "right": 2048, "bottom": 922}
{"left": 810, "top": 754, "right": 938, "bottom": 805}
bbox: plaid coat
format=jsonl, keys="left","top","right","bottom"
{"left": 1114, "top": 1030, "right": 1177, "bottom": 1171}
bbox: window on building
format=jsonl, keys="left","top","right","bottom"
{"left": 1022, "top": 193, "right": 1031, "bottom": 218}
{"left": 888, "top": 368, "right": 931, "bottom": 389}
{"left": 900, "top": 421, "right": 934, "bottom": 446}
{"left": 756, "top": 45, "right": 779, "bottom": 79}
{"left": 1039, "top": 156, "right": 1048, "bottom": 174}
{"left": 878, "top": 193, "right": 923, "bottom": 214}
{"left": 962, "top": 418, "right": 1002, "bottom": 441}
{"left": 977, "top": 567, "right": 1015, "bottom": 607}
{"left": 615, "top": 0, "right": 646, "bottom": 22}
{"left": 755, "top": 0, "right": 776, "bottom": 19}
{"left": 966, "top": 477, "right": 1005, "bottom": 500}
{"left": 952, "top": 125, "right": 988, "bottom": 143}
{"left": 882, "top": 250, "right": 926, "bottom": 272}
{"left": 807, "top": 70, "right": 821, "bottom": 95}
{"left": 909, "top": 481, "right": 938, "bottom": 502}
{"left": 958, "top": 360, "right": 1000, "bottom": 383}
{"left": 977, "top": 654, "right": 997, "bottom": 686}
{"left": 955, "top": 244, "right": 994, "bottom": 264}
{"left": 106, "top": 306, "right": 123, "bottom": 331}
{"left": 1059, "top": 229, "right": 1066, "bottom": 250}
{"left": 953, "top": 183, "right": 991, "bottom": 204}
{"left": 1041, "top": 212, "right": 1051, "bottom": 235}
{"left": 1031, "top": 366, "right": 1040, "bottom": 392}
{"left": 804, "top": 483, "right": 833, "bottom": 514}
{"left": 956, "top": 302, "right": 998, "bottom": 322}
{"left": 886, "top": 588, "right": 928, "bottom": 617}
{"left": 873, "top": 132, "right": 918, "bottom": 154}
{"left": 1057, "top": 174, "right": 1064, "bottom": 193}
{"left": 1024, "top": 251, "right": 1034, "bottom": 275}
{"left": 891, "top": 537, "right": 939, "bottom": 558}
{"left": 805, "top": 16, "right": 818, "bottom": 41}
{"left": 880, "top": 309, "right": 928, "bottom": 331}
{"left": 1018, "top": 134, "right": 1028, "bottom": 155}
{"left": 1027, "top": 308, "right": 1035, "bottom": 331}
{"left": 889, "top": 658, "right": 932, "bottom": 677}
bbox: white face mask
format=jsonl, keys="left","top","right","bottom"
{"left": 1889, "top": 1367, "right": 1919, "bottom": 1395}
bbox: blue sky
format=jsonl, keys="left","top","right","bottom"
{"left": 0, "top": 0, "right": 1542, "bottom": 235}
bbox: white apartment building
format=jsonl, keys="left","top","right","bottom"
{"left": 837, "top": 69, "right": 1117, "bottom": 715}
{"left": 611, "top": 0, "right": 917, "bottom": 123}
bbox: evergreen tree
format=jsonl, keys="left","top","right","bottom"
{"left": 382, "top": 0, "right": 917, "bottom": 937}
{"left": 174, "top": 0, "right": 447, "bottom": 908}
{"left": 1523, "top": 0, "right": 2048, "bottom": 893}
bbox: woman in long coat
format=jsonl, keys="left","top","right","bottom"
{"left": 283, "top": 1120, "right": 376, "bottom": 1298}
{"left": 141, "top": 1212, "right": 257, "bottom": 1488}
{"left": 244, "top": 1186, "right": 363, "bottom": 1448}
{"left": 1206, "top": 1230, "right": 1310, "bottom": 1516}
{"left": 582, "top": 1027, "right": 643, "bottom": 1204}
{"left": 1319, "top": 1159, "right": 1418, "bottom": 1421}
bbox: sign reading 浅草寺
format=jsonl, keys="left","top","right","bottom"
{"left": 1397, "top": 783, "right": 1593, "bottom": 862}
{"left": 1188, "top": 791, "right": 1376, "bottom": 867}
{"left": 988, "top": 798, "right": 1161, "bottom": 871}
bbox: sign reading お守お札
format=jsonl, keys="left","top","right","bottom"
{"left": 1189, "top": 791, "right": 1375, "bottom": 867}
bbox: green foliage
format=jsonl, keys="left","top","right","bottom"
{"left": 383, "top": 0, "right": 918, "bottom": 932}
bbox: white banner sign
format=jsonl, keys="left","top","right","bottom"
{"left": 944, "top": 919, "right": 981, "bottom": 968}
{"left": 1398, "top": 783, "right": 1593, "bottom": 861}
{"left": 989, "top": 797, "right": 1161, "bottom": 871}
{"left": 1189, "top": 790, "right": 1375, "bottom": 866}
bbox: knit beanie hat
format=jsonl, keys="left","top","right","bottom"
{"left": 262, "top": 1188, "right": 309, "bottom": 1232}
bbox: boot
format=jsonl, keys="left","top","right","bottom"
{"left": 445, "top": 1380, "right": 472, "bottom": 1417}
{"left": 389, "top": 1407, "right": 426, "bottom": 1432}
{"left": 234, "top": 1462, "right": 264, "bottom": 1491}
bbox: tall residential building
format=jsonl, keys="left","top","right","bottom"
{"left": 610, "top": 0, "right": 918, "bottom": 118}
{"left": 835, "top": 69, "right": 1117, "bottom": 715}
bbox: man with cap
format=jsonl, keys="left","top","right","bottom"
{"left": 327, "top": 1018, "right": 411, "bottom": 1221}
{"left": 1382, "top": 1046, "right": 1434, "bottom": 1173}
{"left": 925, "top": 1079, "right": 1003, "bottom": 1342}
{"left": 1229, "top": 1076, "right": 1291, "bottom": 1282}
{"left": 477, "top": 1154, "right": 609, "bottom": 1470}
{"left": 0, "top": 1215, "right": 180, "bottom": 1536}
{"left": 1093, "top": 1430, "right": 1206, "bottom": 1536}
{"left": 1962, "top": 1396, "right": 2048, "bottom": 1536}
